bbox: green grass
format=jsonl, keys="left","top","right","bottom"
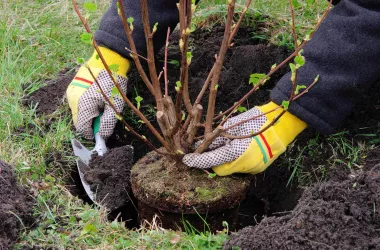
{"left": 0, "top": 0, "right": 373, "bottom": 249}
{"left": 195, "top": 0, "right": 329, "bottom": 48}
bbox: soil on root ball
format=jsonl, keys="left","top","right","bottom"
{"left": 131, "top": 151, "right": 251, "bottom": 232}
{"left": 0, "top": 161, "right": 34, "bottom": 249}
{"left": 224, "top": 150, "right": 380, "bottom": 250}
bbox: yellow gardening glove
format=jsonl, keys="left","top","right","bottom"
{"left": 66, "top": 47, "right": 130, "bottom": 139}
{"left": 183, "top": 102, "right": 307, "bottom": 176}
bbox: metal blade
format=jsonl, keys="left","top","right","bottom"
{"left": 76, "top": 159, "right": 96, "bottom": 202}
{"left": 71, "top": 139, "right": 92, "bottom": 165}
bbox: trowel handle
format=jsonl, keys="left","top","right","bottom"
{"left": 93, "top": 115, "right": 107, "bottom": 156}
{"left": 93, "top": 115, "right": 101, "bottom": 136}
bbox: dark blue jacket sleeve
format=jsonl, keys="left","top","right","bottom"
{"left": 95, "top": 0, "right": 179, "bottom": 58}
{"left": 271, "top": 0, "right": 380, "bottom": 134}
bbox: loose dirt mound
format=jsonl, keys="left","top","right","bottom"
{"left": 22, "top": 68, "right": 76, "bottom": 115}
{"left": 224, "top": 161, "right": 380, "bottom": 249}
{"left": 0, "top": 161, "right": 34, "bottom": 249}
{"left": 84, "top": 145, "right": 134, "bottom": 211}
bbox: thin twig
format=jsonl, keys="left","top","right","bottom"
{"left": 140, "top": 0, "right": 163, "bottom": 111}
{"left": 117, "top": 0, "right": 155, "bottom": 96}
{"left": 164, "top": 27, "right": 170, "bottom": 97}
{"left": 124, "top": 47, "right": 148, "bottom": 61}
{"left": 204, "top": 0, "right": 236, "bottom": 135}
{"left": 228, "top": 0, "right": 253, "bottom": 46}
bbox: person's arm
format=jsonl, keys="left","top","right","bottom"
{"left": 271, "top": 0, "right": 380, "bottom": 134}
{"left": 95, "top": 0, "right": 180, "bottom": 59}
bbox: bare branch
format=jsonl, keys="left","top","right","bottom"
{"left": 140, "top": 0, "right": 163, "bottom": 111}
{"left": 71, "top": 0, "right": 91, "bottom": 33}
{"left": 117, "top": 0, "right": 155, "bottom": 96}
{"left": 204, "top": 0, "right": 236, "bottom": 135}
{"left": 164, "top": 27, "right": 170, "bottom": 97}
{"left": 228, "top": 0, "right": 253, "bottom": 46}
{"left": 124, "top": 47, "right": 148, "bottom": 61}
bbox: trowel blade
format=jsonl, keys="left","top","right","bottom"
{"left": 76, "top": 159, "right": 96, "bottom": 202}
{"left": 71, "top": 139, "right": 92, "bottom": 165}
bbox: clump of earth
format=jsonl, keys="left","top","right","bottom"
{"left": 224, "top": 150, "right": 380, "bottom": 249}
{"left": 0, "top": 161, "right": 34, "bottom": 249}
{"left": 83, "top": 145, "right": 134, "bottom": 211}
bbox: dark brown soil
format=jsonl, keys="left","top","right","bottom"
{"left": 84, "top": 145, "right": 134, "bottom": 212}
{"left": 0, "top": 161, "right": 34, "bottom": 249}
{"left": 224, "top": 151, "right": 380, "bottom": 250}
{"left": 22, "top": 68, "right": 76, "bottom": 115}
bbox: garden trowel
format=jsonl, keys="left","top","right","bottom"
{"left": 71, "top": 115, "right": 107, "bottom": 204}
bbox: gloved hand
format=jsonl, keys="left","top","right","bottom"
{"left": 183, "top": 102, "right": 307, "bottom": 176}
{"left": 66, "top": 47, "right": 130, "bottom": 139}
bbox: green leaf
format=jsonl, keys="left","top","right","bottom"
{"left": 135, "top": 95, "right": 143, "bottom": 110}
{"left": 116, "top": 2, "right": 121, "bottom": 16}
{"left": 294, "top": 55, "right": 305, "bottom": 67}
{"left": 214, "top": 84, "right": 219, "bottom": 90}
{"left": 289, "top": 63, "right": 296, "bottom": 81}
{"left": 237, "top": 106, "right": 247, "bottom": 113}
{"left": 76, "top": 57, "right": 85, "bottom": 64}
{"left": 282, "top": 100, "right": 290, "bottom": 110}
{"left": 314, "top": 74, "right": 320, "bottom": 82}
{"left": 176, "top": 81, "right": 182, "bottom": 88}
{"left": 153, "top": 22, "right": 158, "bottom": 33}
{"left": 208, "top": 173, "right": 217, "bottom": 178}
{"left": 168, "top": 60, "right": 180, "bottom": 67}
{"left": 292, "top": 0, "right": 300, "bottom": 8}
{"left": 115, "top": 114, "right": 122, "bottom": 121}
{"left": 181, "top": 110, "right": 186, "bottom": 121}
{"left": 109, "top": 64, "right": 119, "bottom": 73}
{"left": 83, "top": 2, "right": 97, "bottom": 12}
{"left": 127, "top": 17, "right": 134, "bottom": 24}
{"left": 127, "top": 17, "right": 134, "bottom": 30}
{"left": 295, "top": 85, "right": 307, "bottom": 95}
{"left": 249, "top": 73, "right": 267, "bottom": 86}
{"left": 271, "top": 64, "right": 277, "bottom": 70}
{"left": 190, "top": 23, "right": 197, "bottom": 33}
{"left": 138, "top": 120, "right": 145, "bottom": 124}
{"left": 289, "top": 63, "right": 296, "bottom": 73}
{"left": 111, "top": 86, "right": 122, "bottom": 99}
{"left": 80, "top": 33, "right": 92, "bottom": 44}
{"left": 186, "top": 52, "right": 193, "bottom": 65}
{"left": 82, "top": 224, "right": 97, "bottom": 235}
